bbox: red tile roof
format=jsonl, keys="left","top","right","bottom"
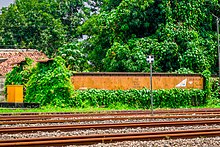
{"left": 0, "top": 49, "right": 48, "bottom": 76}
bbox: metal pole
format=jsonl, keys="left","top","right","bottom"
{"left": 150, "top": 63, "right": 153, "bottom": 115}
{"left": 217, "top": 18, "right": 220, "bottom": 80}
{"left": 213, "top": 14, "right": 220, "bottom": 81}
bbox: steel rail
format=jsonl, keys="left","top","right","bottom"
{"left": 1, "top": 119, "right": 220, "bottom": 134}
{"left": 1, "top": 114, "right": 220, "bottom": 125}
{"left": 0, "top": 112, "right": 156, "bottom": 121}
{"left": 0, "top": 128, "right": 220, "bottom": 146}
{"left": 1, "top": 111, "right": 220, "bottom": 121}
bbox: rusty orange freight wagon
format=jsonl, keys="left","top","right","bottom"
{"left": 71, "top": 72, "right": 204, "bottom": 90}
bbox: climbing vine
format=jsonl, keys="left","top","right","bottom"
{"left": 4, "top": 58, "right": 34, "bottom": 94}
{"left": 25, "top": 56, "right": 74, "bottom": 107}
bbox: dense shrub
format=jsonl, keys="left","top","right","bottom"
{"left": 4, "top": 58, "right": 34, "bottom": 95}
{"left": 25, "top": 56, "right": 74, "bottom": 107}
{"left": 71, "top": 88, "right": 206, "bottom": 109}
{"left": 207, "top": 78, "right": 220, "bottom": 106}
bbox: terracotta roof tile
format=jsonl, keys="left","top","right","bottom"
{"left": 0, "top": 49, "right": 48, "bottom": 76}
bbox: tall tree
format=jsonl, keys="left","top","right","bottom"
{"left": 77, "top": 0, "right": 219, "bottom": 73}
{"left": 0, "top": 0, "right": 96, "bottom": 57}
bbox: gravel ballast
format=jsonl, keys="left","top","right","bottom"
{"left": 1, "top": 117, "right": 219, "bottom": 128}
{"left": 1, "top": 124, "right": 220, "bottom": 140}
{"left": 68, "top": 137, "right": 220, "bottom": 147}
{"left": 1, "top": 114, "right": 220, "bottom": 146}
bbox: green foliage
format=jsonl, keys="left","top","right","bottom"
{"left": 78, "top": 0, "right": 219, "bottom": 74}
{"left": 72, "top": 88, "right": 206, "bottom": 109}
{"left": 25, "top": 56, "right": 74, "bottom": 107}
{"left": 174, "top": 68, "right": 194, "bottom": 74}
{"left": 211, "top": 79, "right": 220, "bottom": 96}
{"left": 103, "top": 37, "right": 179, "bottom": 72}
{"left": 5, "top": 66, "right": 23, "bottom": 86}
{"left": 4, "top": 58, "right": 34, "bottom": 94}
{"left": 202, "top": 70, "right": 212, "bottom": 99}
{"left": 57, "top": 41, "right": 89, "bottom": 71}
{"left": 0, "top": 0, "right": 66, "bottom": 57}
{"left": 207, "top": 78, "right": 220, "bottom": 106}
{"left": 0, "top": 0, "right": 219, "bottom": 73}
{"left": 0, "top": 0, "right": 95, "bottom": 57}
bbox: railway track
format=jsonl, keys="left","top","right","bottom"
{"left": 1, "top": 119, "right": 220, "bottom": 133}
{"left": 1, "top": 109, "right": 220, "bottom": 121}
{"left": 1, "top": 109, "right": 220, "bottom": 146}
{"left": 0, "top": 128, "right": 220, "bottom": 146}
{"left": 1, "top": 114, "right": 220, "bottom": 125}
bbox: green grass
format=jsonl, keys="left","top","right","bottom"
{"left": 0, "top": 105, "right": 140, "bottom": 113}
{"left": 0, "top": 105, "right": 219, "bottom": 113}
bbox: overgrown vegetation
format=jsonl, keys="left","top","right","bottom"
{"left": 5, "top": 61, "right": 219, "bottom": 108}
{"left": 71, "top": 89, "right": 206, "bottom": 109}
{"left": 4, "top": 58, "right": 34, "bottom": 95}
{"left": 4, "top": 56, "right": 74, "bottom": 107}
{"left": 207, "top": 78, "right": 220, "bottom": 106}
{"left": 25, "top": 57, "right": 74, "bottom": 107}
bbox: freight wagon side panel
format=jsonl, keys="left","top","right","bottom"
{"left": 71, "top": 73, "right": 204, "bottom": 90}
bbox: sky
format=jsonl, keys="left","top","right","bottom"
{"left": 0, "top": 0, "right": 14, "bottom": 10}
